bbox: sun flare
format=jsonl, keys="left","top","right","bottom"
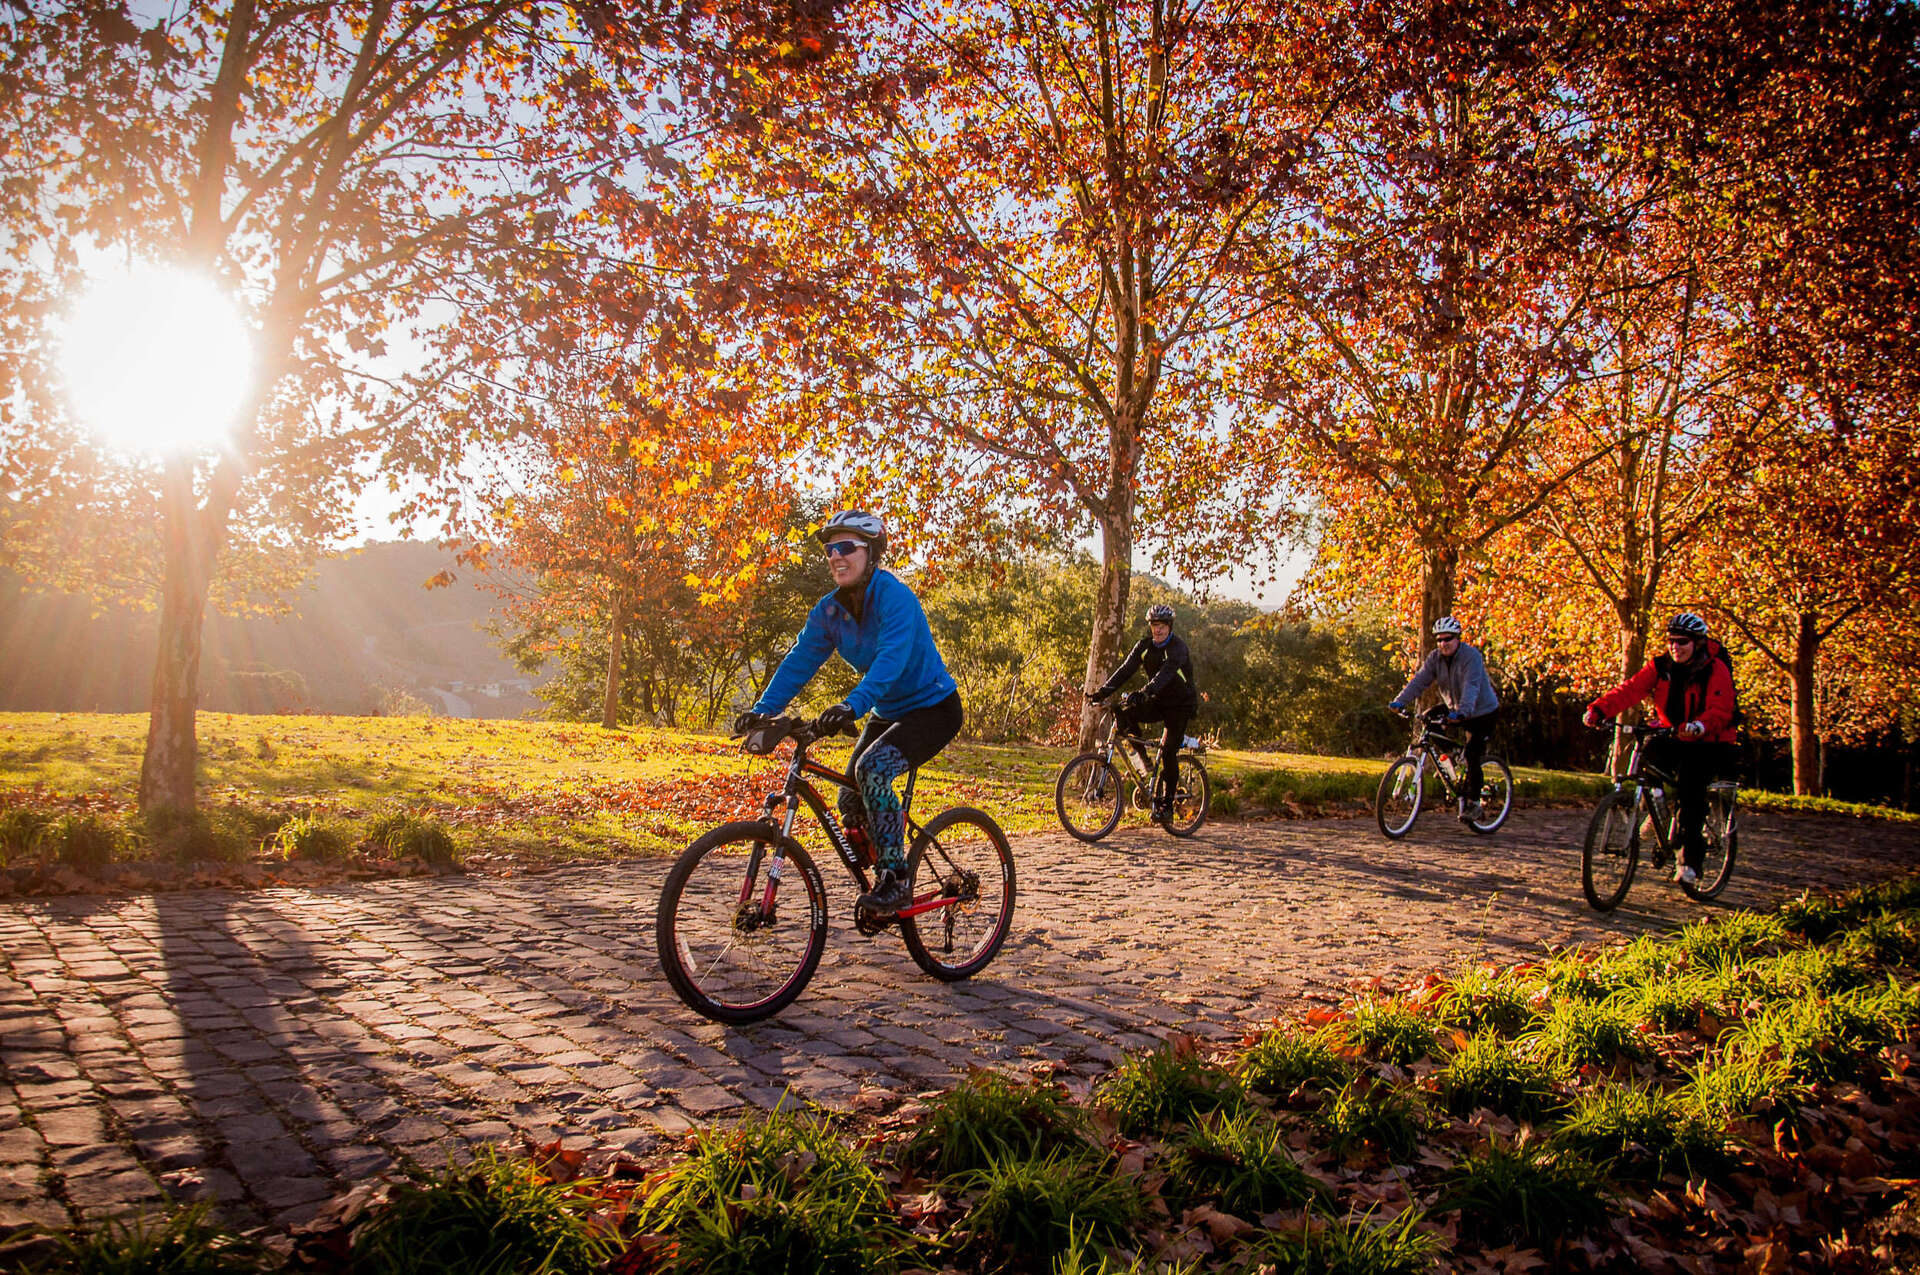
{"left": 57, "top": 263, "right": 255, "bottom": 454}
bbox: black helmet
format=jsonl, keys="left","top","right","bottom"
{"left": 1146, "top": 603, "right": 1175, "bottom": 625}
{"left": 1666, "top": 612, "right": 1708, "bottom": 640}
{"left": 816, "top": 509, "right": 886, "bottom": 563}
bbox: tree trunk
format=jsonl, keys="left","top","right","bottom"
{"left": 1418, "top": 543, "right": 1458, "bottom": 657}
{"left": 1608, "top": 599, "right": 1649, "bottom": 777}
{"left": 138, "top": 459, "right": 224, "bottom": 814}
{"left": 1791, "top": 610, "right": 1820, "bottom": 796}
{"left": 1079, "top": 502, "right": 1134, "bottom": 750}
{"left": 601, "top": 592, "right": 627, "bottom": 729}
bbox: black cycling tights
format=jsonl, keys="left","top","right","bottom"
{"left": 839, "top": 692, "right": 964, "bottom": 871}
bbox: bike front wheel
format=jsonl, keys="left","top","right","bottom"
{"left": 1375, "top": 757, "right": 1422, "bottom": 839}
{"left": 656, "top": 821, "right": 828, "bottom": 1024}
{"left": 1158, "top": 754, "right": 1210, "bottom": 837}
{"left": 901, "top": 807, "right": 1016, "bottom": 980}
{"left": 1466, "top": 757, "right": 1514, "bottom": 835}
{"left": 1055, "top": 753, "right": 1124, "bottom": 842}
{"left": 1582, "top": 791, "right": 1640, "bottom": 912}
{"left": 1682, "top": 784, "right": 1739, "bottom": 902}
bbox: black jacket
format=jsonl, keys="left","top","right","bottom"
{"left": 1099, "top": 632, "right": 1199, "bottom": 711}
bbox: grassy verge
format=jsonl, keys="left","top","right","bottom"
{"left": 0, "top": 714, "right": 1908, "bottom": 885}
{"left": 24, "top": 875, "right": 1920, "bottom": 1273}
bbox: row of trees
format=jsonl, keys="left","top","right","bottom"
{"left": 1, "top": 0, "right": 1915, "bottom": 809}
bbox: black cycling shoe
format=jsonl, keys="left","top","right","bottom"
{"left": 858, "top": 868, "right": 912, "bottom": 915}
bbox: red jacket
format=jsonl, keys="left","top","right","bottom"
{"left": 1590, "top": 639, "right": 1738, "bottom": 743}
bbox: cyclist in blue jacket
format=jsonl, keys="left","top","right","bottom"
{"left": 734, "top": 510, "right": 961, "bottom": 915}
{"left": 1388, "top": 616, "right": 1501, "bottom": 821}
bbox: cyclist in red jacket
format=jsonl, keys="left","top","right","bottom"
{"left": 1583, "top": 612, "right": 1738, "bottom": 886}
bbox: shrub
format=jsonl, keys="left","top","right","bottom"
{"left": 138, "top": 808, "right": 248, "bottom": 864}
{"left": 1347, "top": 998, "right": 1435, "bottom": 1067}
{"left": 367, "top": 812, "right": 461, "bottom": 867}
{"left": 1236, "top": 1026, "right": 1352, "bottom": 1100}
{"left": 34, "top": 813, "right": 122, "bottom": 871}
{"left": 1316, "top": 1080, "right": 1428, "bottom": 1162}
{"left": 637, "top": 1109, "right": 906, "bottom": 1275}
{"left": 1441, "top": 1136, "right": 1614, "bottom": 1249}
{"left": 906, "top": 1071, "right": 1087, "bottom": 1174}
{"left": 1433, "top": 969, "right": 1536, "bottom": 1037}
{"left": 1163, "top": 1107, "right": 1323, "bottom": 1217}
{"left": 1095, "top": 1042, "right": 1244, "bottom": 1136}
{"left": 270, "top": 815, "right": 351, "bottom": 863}
{"left": 1243, "top": 1207, "right": 1440, "bottom": 1275}
{"left": 1555, "top": 1082, "right": 1723, "bottom": 1179}
{"left": 1528, "top": 1000, "right": 1646, "bottom": 1071}
{"left": 349, "top": 1148, "right": 616, "bottom": 1275}
{"left": 955, "top": 1150, "right": 1143, "bottom": 1269}
{"left": 36, "top": 1202, "right": 267, "bottom": 1274}
{"left": 1435, "top": 1033, "right": 1558, "bottom": 1121}
{"left": 0, "top": 806, "right": 54, "bottom": 865}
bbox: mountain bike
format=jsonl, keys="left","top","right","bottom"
{"left": 1581, "top": 721, "right": 1738, "bottom": 911}
{"left": 1375, "top": 705, "right": 1514, "bottom": 839}
{"left": 1054, "top": 706, "right": 1210, "bottom": 841}
{"left": 655, "top": 714, "right": 1016, "bottom": 1024}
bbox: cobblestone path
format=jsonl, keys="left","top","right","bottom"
{"left": 1, "top": 808, "right": 1914, "bottom": 1232}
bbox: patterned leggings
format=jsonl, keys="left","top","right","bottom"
{"left": 836, "top": 692, "right": 964, "bottom": 873}
{"left": 838, "top": 742, "right": 911, "bottom": 871}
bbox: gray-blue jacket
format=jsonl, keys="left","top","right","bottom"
{"left": 1394, "top": 642, "right": 1500, "bottom": 718}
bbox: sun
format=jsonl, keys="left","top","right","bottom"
{"left": 57, "top": 262, "right": 255, "bottom": 454}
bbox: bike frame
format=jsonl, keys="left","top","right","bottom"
{"left": 1610, "top": 726, "right": 1680, "bottom": 857}
{"left": 1401, "top": 712, "right": 1471, "bottom": 802}
{"left": 749, "top": 727, "right": 958, "bottom": 923}
{"left": 1094, "top": 707, "right": 1187, "bottom": 796}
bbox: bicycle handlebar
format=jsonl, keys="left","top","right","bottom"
{"left": 1586, "top": 719, "right": 1674, "bottom": 739}
{"left": 732, "top": 713, "right": 858, "bottom": 755}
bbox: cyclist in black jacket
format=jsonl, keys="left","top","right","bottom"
{"left": 1087, "top": 603, "right": 1199, "bottom": 818}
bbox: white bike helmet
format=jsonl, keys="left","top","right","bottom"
{"left": 816, "top": 509, "right": 886, "bottom": 563}
{"left": 1432, "top": 615, "right": 1464, "bottom": 638}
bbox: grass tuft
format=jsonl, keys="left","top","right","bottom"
{"left": 638, "top": 1108, "right": 907, "bottom": 1275}
{"left": 0, "top": 805, "right": 55, "bottom": 866}
{"left": 350, "top": 1147, "right": 617, "bottom": 1275}
{"left": 1433, "top": 968, "right": 1537, "bottom": 1037}
{"left": 1347, "top": 997, "right": 1436, "bottom": 1066}
{"left": 1095, "top": 1042, "right": 1244, "bottom": 1136}
{"left": 955, "top": 1150, "right": 1143, "bottom": 1269}
{"left": 367, "top": 812, "right": 462, "bottom": 866}
{"left": 1528, "top": 999, "right": 1646, "bottom": 1071}
{"left": 35, "top": 813, "right": 123, "bottom": 871}
{"left": 1441, "top": 1136, "right": 1614, "bottom": 1248}
{"left": 1316, "top": 1080, "right": 1428, "bottom": 1162}
{"left": 1555, "top": 1082, "right": 1723, "bottom": 1179}
{"left": 270, "top": 814, "right": 352, "bottom": 862}
{"left": 1435, "top": 1032, "right": 1558, "bottom": 1120}
{"left": 1244, "top": 1207, "right": 1440, "bottom": 1275}
{"left": 1673, "top": 912, "right": 1791, "bottom": 972}
{"left": 38, "top": 1202, "right": 267, "bottom": 1274}
{"left": 1236, "top": 1026, "right": 1352, "bottom": 1100}
{"left": 1163, "top": 1107, "right": 1324, "bottom": 1217}
{"left": 905, "top": 1071, "right": 1087, "bottom": 1174}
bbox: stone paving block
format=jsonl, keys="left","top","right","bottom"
{"left": 66, "top": 1169, "right": 165, "bottom": 1211}
{"left": 0, "top": 1197, "right": 69, "bottom": 1232}
{"left": 32, "top": 1106, "right": 104, "bottom": 1146}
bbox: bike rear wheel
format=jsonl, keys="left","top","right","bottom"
{"left": 1466, "top": 757, "right": 1514, "bottom": 835}
{"left": 901, "top": 807, "right": 1016, "bottom": 980}
{"left": 1375, "top": 757, "right": 1422, "bottom": 839}
{"left": 1055, "top": 753, "right": 1124, "bottom": 842}
{"left": 1158, "top": 754, "right": 1210, "bottom": 837}
{"left": 1682, "top": 783, "right": 1739, "bottom": 902}
{"left": 656, "top": 821, "right": 828, "bottom": 1024}
{"left": 1582, "top": 791, "right": 1640, "bottom": 912}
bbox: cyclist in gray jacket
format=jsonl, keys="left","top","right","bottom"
{"left": 1388, "top": 616, "right": 1501, "bottom": 821}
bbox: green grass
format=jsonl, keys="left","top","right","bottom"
{"left": 1094, "top": 1041, "right": 1245, "bottom": 1136}
{"left": 904, "top": 1071, "right": 1089, "bottom": 1174}
{"left": 1236, "top": 1025, "right": 1354, "bottom": 1099}
{"left": 1316, "top": 1080, "right": 1429, "bottom": 1161}
{"left": 1433, "top": 968, "right": 1539, "bottom": 1037}
{"left": 1163, "top": 1106, "right": 1325, "bottom": 1216}
{"left": 0, "top": 711, "right": 1646, "bottom": 867}
{"left": 637, "top": 1108, "right": 908, "bottom": 1275}
{"left": 349, "top": 1148, "right": 618, "bottom": 1275}
{"left": 1741, "top": 790, "right": 1920, "bottom": 822}
{"left": 1244, "top": 1207, "right": 1441, "bottom": 1275}
{"left": 1441, "top": 1137, "right": 1614, "bottom": 1249}
{"left": 1435, "top": 1032, "right": 1559, "bottom": 1120}
{"left": 1527, "top": 1000, "right": 1648, "bottom": 1071}
{"left": 30, "top": 1201, "right": 267, "bottom": 1273}
{"left": 1346, "top": 997, "right": 1436, "bottom": 1066}
{"left": 953, "top": 1150, "right": 1144, "bottom": 1269}
{"left": 1555, "top": 1082, "right": 1723, "bottom": 1179}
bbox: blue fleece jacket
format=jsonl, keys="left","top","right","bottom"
{"left": 752, "top": 569, "right": 958, "bottom": 720}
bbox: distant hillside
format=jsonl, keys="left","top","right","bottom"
{"left": 0, "top": 542, "right": 543, "bottom": 719}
